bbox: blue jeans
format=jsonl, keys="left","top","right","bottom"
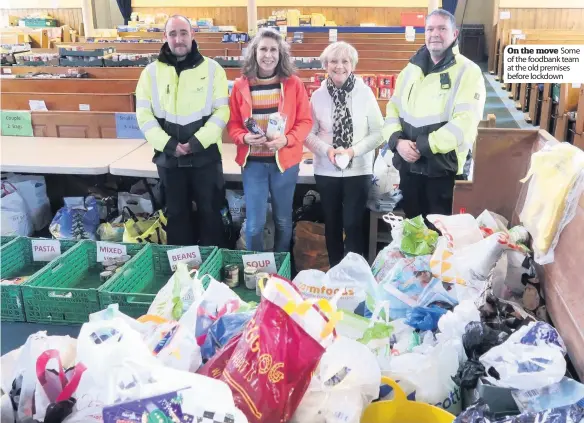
{"left": 242, "top": 161, "right": 299, "bottom": 252}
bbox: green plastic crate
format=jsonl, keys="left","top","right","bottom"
{"left": 21, "top": 240, "right": 144, "bottom": 324}
{"left": 0, "top": 235, "right": 17, "bottom": 246}
{"left": 198, "top": 248, "right": 291, "bottom": 303}
{"left": 98, "top": 244, "right": 218, "bottom": 318}
{"left": 0, "top": 237, "right": 78, "bottom": 322}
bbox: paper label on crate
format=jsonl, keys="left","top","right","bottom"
{"left": 96, "top": 241, "right": 127, "bottom": 262}
{"left": 29, "top": 100, "right": 48, "bottom": 111}
{"left": 405, "top": 26, "right": 415, "bottom": 42}
{"left": 167, "top": 246, "right": 202, "bottom": 271}
{"left": 2, "top": 68, "right": 12, "bottom": 74}
{"left": 499, "top": 11, "right": 511, "bottom": 20}
{"left": 31, "top": 240, "right": 61, "bottom": 262}
{"left": 241, "top": 253, "right": 278, "bottom": 274}
{"left": 115, "top": 113, "right": 143, "bottom": 139}
{"left": 79, "top": 104, "right": 90, "bottom": 111}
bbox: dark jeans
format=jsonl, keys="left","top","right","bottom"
{"left": 157, "top": 162, "right": 225, "bottom": 247}
{"left": 315, "top": 174, "right": 371, "bottom": 268}
{"left": 242, "top": 161, "right": 299, "bottom": 252}
{"left": 399, "top": 170, "right": 456, "bottom": 220}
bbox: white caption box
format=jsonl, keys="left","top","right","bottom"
{"left": 96, "top": 241, "right": 127, "bottom": 262}
{"left": 241, "top": 253, "right": 278, "bottom": 274}
{"left": 503, "top": 45, "right": 584, "bottom": 83}
{"left": 31, "top": 240, "right": 61, "bottom": 262}
{"left": 166, "top": 246, "right": 202, "bottom": 271}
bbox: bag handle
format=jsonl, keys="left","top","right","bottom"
{"left": 55, "top": 363, "right": 87, "bottom": 403}
{"left": 266, "top": 279, "right": 342, "bottom": 340}
{"left": 36, "top": 349, "right": 67, "bottom": 393}
{"left": 380, "top": 377, "right": 407, "bottom": 403}
{"left": 1, "top": 181, "right": 18, "bottom": 197}
{"left": 122, "top": 206, "right": 139, "bottom": 221}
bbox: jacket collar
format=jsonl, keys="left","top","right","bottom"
{"left": 410, "top": 39, "right": 459, "bottom": 76}
{"left": 157, "top": 40, "right": 204, "bottom": 73}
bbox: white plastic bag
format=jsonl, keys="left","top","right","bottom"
{"left": 291, "top": 337, "right": 381, "bottom": 423}
{"left": 5, "top": 175, "right": 51, "bottom": 232}
{"left": 427, "top": 214, "right": 484, "bottom": 250}
{"left": 9, "top": 332, "right": 77, "bottom": 422}
{"left": 368, "top": 152, "right": 400, "bottom": 203}
{"left": 147, "top": 262, "right": 204, "bottom": 321}
{"left": 118, "top": 191, "right": 153, "bottom": 217}
{"left": 387, "top": 338, "right": 465, "bottom": 415}
{"left": 480, "top": 321, "right": 567, "bottom": 390}
{"left": 292, "top": 253, "right": 376, "bottom": 312}
{"left": 1, "top": 182, "right": 34, "bottom": 236}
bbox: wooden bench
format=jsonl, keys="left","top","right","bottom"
{"left": 1, "top": 92, "right": 135, "bottom": 112}
{"left": 30, "top": 111, "right": 118, "bottom": 138}
{"left": 453, "top": 127, "right": 584, "bottom": 381}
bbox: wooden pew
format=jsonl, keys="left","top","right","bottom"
{"left": 1, "top": 66, "right": 143, "bottom": 79}
{"left": 553, "top": 85, "right": 581, "bottom": 141}
{"left": 1, "top": 79, "right": 138, "bottom": 94}
{"left": 31, "top": 111, "right": 117, "bottom": 138}
{"left": 1, "top": 92, "right": 135, "bottom": 112}
{"left": 453, "top": 128, "right": 584, "bottom": 381}
{"left": 576, "top": 85, "right": 584, "bottom": 144}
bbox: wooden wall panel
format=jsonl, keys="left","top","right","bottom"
{"left": 133, "top": 6, "right": 426, "bottom": 31}
{"left": 1, "top": 92, "right": 135, "bottom": 112}
{"left": 0, "top": 8, "right": 83, "bottom": 32}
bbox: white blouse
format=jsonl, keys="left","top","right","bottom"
{"left": 305, "top": 77, "right": 384, "bottom": 177}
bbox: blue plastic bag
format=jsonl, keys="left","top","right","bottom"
{"left": 49, "top": 196, "right": 100, "bottom": 240}
{"left": 405, "top": 306, "right": 448, "bottom": 331}
{"left": 200, "top": 312, "right": 253, "bottom": 361}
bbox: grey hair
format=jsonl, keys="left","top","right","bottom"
{"left": 426, "top": 8, "right": 457, "bottom": 31}
{"left": 242, "top": 28, "right": 295, "bottom": 79}
{"left": 164, "top": 15, "right": 192, "bottom": 32}
{"left": 319, "top": 41, "right": 359, "bottom": 69}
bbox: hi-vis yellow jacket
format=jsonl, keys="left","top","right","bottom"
{"left": 136, "top": 42, "right": 230, "bottom": 168}
{"left": 382, "top": 42, "right": 486, "bottom": 177}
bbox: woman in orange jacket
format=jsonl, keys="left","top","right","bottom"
{"left": 228, "top": 28, "right": 312, "bottom": 252}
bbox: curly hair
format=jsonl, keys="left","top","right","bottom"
{"left": 242, "top": 28, "right": 296, "bottom": 80}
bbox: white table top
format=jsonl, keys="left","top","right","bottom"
{"left": 109, "top": 143, "right": 317, "bottom": 184}
{"left": 0, "top": 137, "right": 146, "bottom": 175}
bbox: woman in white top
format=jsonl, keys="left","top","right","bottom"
{"left": 305, "top": 41, "right": 384, "bottom": 267}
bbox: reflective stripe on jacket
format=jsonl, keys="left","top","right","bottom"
{"left": 135, "top": 56, "right": 230, "bottom": 168}
{"left": 383, "top": 43, "right": 486, "bottom": 177}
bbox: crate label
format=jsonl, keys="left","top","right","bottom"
{"left": 3, "top": 68, "right": 12, "bottom": 74}
{"left": 79, "top": 104, "right": 90, "bottom": 111}
{"left": 167, "top": 246, "right": 202, "bottom": 271}
{"left": 115, "top": 112, "right": 143, "bottom": 139}
{"left": 1, "top": 111, "right": 33, "bottom": 137}
{"left": 241, "top": 253, "right": 277, "bottom": 274}
{"left": 96, "top": 241, "right": 127, "bottom": 262}
{"left": 31, "top": 240, "right": 61, "bottom": 261}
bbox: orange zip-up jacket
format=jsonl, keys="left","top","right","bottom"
{"left": 228, "top": 74, "right": 313, "bottom": 172}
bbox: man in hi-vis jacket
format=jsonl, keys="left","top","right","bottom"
{"left": 136, "top": 15, "right": 230, "bottom": 246}
{"left": 383, "top": 8, "right": 486, "bottom": 219}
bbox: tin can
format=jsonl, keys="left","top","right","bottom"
{"left": 224, "top": 264, "right": 239, "bottom": 288}
{"left": 105, "top": 265, "right": 118, "bottom": 272}
{"left": 100, "top": 270, "right": 113, "bottom": 282}
{"left": 115, "top": 255, "right": 131, "bottom": 265}
{"left": 102, "top": 259, "right": 116, "bottom": 267}
{"left": 256, "top": 272, "right": 270, "bottom": 296}
{"left": 244, "top": 266, "right": 258, "bottom": 290}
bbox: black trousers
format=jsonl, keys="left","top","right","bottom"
{"left": 399, "top": 170, "right": 456, "bottom": 220}
{"left": 157, "top": 162, "right": 225, "bottom": 247}
{"left": 315, "top": 174, "right": 370, "bottom": 268}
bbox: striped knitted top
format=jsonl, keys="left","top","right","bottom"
{"left": 249, "top": 73, "right": 281, "bottom": 158}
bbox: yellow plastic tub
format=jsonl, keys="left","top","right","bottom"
{"left": 361, "top": 377, "right": 456, "bottom": 423}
